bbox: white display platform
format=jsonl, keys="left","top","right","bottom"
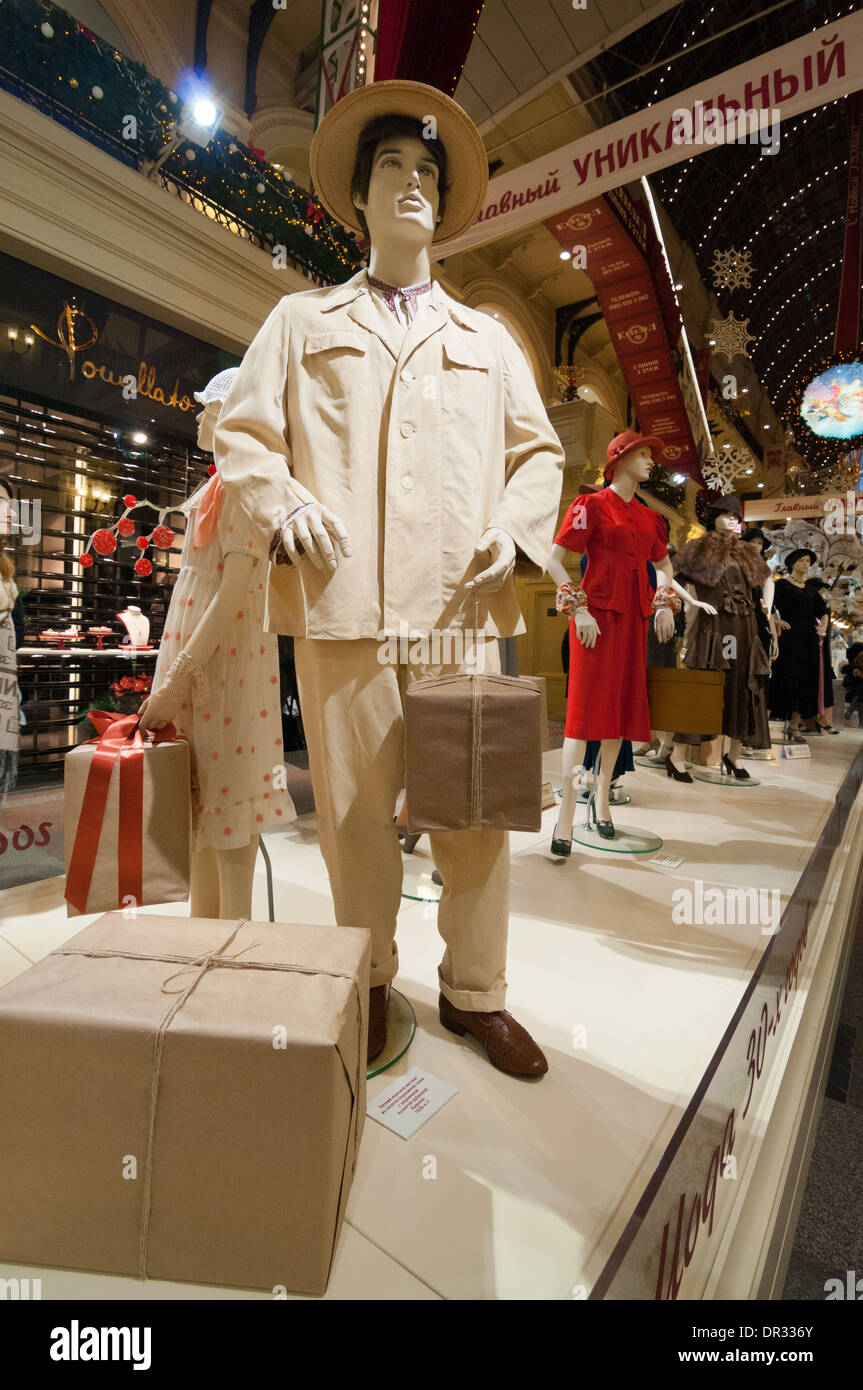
{"left": 0, "top": 733, "right": 860, "bottom": 1301}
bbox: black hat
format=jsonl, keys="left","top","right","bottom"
{"left": 705, "top": 493, "right": 741, "bottom": 530}
{"left": 785, "top": 547, "right": 816, "bottom": 570}
{"left": 741, "top": 527, "right": 768, "bottom": 551}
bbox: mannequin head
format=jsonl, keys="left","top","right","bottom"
{"left": 786, "top": 547, "right": 816, "bottom": 580}
{"left": 351, "top": 116, "right": 448, "bottom": 248}
{"left": 706, "top": 495, "right": 741, "bottom": 534}
{"left": 195, "top": 400, "right": 220, "bottom": 453}
{"left": 611, "top": 445, "right": 654, "bottom": 486}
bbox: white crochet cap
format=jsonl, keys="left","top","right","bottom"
{"left": 193, "top": 366, "right": 239, "bottom": 406}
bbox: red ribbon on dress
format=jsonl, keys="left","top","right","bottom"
{"left": 65, "top": 712, "right": 177, "bottom": 914}
{"left": 193, "top": 472, "right": 223, "bottom": 550}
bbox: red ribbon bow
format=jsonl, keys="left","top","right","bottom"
{"left": 65, "top": 712, "right": 178, "bottom": 914}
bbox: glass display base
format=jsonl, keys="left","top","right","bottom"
{"left": 367, "top": 988, "right": 417, "bottom": 1079}
{"left": 400, "top": 855, "right": 442, "bottom": 902}
{"left": 692, "top": 767, "right": 761, "bottom": 788}
{"left": 577, "top": 788, "right": 631, "bottom": 805}
{"left": 571, "top": 822, "right": 663, "bottom": 854}
{"left": 740, "top": 748, "right": 776, "bottom": 761}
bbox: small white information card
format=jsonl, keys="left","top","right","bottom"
{"left": 367, "top": 1066, "right": 458, "bottom": 1139}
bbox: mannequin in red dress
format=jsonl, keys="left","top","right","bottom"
{"left": 546, "top": 433, "right": 716, "bottom": 850}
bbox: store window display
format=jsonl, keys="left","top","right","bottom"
{"left": 138, "top": 368, "right": 296, "bottom": 917}
{"left": 212, "top": 81, "right": 565, "bottom": 1075}
{"left": 671, "top": 494, "right": 773, "bottom": 779}
{"left": 768, "top": 548, "right": 823, "bottom": 742}
{"left": 546, "top": 432, "right": 715, "bottom": 851}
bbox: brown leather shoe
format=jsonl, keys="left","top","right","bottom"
{"left": 368, "top": 984, "right": 389, "bottom": 1062}
{"left": 438, "top": 993, "right": 548, "bottom": 1078}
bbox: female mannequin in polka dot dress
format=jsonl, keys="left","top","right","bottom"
{"left": 139, "top": 369, "right": 295, "bottom": 917}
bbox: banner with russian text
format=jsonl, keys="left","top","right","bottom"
{"left": 433, "top": 14, "right": 862, "bottom": 261}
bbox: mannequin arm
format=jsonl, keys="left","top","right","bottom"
{"left": 762, "top": 574, "right": 775, "bottom": 615}
{"left": 546, "top": 542, "right": 579, "bottom": 589}
{"left": 139, "top": 552, "right": 256, "bottom": 731}
{"left": 654, "top": 558, "right": 717, "bottom": 615}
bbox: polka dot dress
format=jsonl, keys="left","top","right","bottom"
{"left": 151, "top": 484, "right": 296, "bottom": 851}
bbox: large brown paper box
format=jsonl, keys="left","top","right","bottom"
{"left": 64, "top": 734, "right": 191, "bottom": 916}
{"left": 405, "top": 673, "right": 542, "bottom": 832}
{"left": 519, "top": 674, "right": 550, "bottom": 752}
{"left": 0, "top": 913, "right": 370, "bottom": 1295}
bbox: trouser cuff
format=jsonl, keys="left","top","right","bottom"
{"left": 438, "top": 970, "right": 507, "bottom": 1013}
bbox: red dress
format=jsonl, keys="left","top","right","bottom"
{"left": 555, "top": 489, "right": 667, "bottom": 741}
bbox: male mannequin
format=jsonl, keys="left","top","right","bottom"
{"left": 213, "top": 80, "right": 565, "bottom": 1074}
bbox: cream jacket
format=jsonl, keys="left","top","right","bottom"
{"left": 214, "top": 269, "right": 564, "bottom": 639}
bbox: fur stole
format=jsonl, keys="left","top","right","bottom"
{"left": 674, "top": 531, "right": 769, "bottom": 590}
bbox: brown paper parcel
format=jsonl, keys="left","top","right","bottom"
{"left": 405, "top": 673, "right": 542, "bottom": 832}
{"left": 63, "top": 734, "right": 191, "bottom": 916}
{"left": 0, "top": 913, "right": 370, "bottom": 1295}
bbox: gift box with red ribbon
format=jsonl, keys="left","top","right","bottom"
{"left": 64, "top": 713, "right": 191, "bottom": 916}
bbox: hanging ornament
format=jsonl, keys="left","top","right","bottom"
{"left": 69, "top": 78, "right": 78, "bottom": 88}
{"left": 248, "top": 143, "right": 266, "bottom": 163}
{"left": 134, "top": 557, "right": 153, "bottom": 578}
{"left": 701, "top": 444, "right": 756, "bottom": 493}
{"left": 91, "top": 86, "right": 104, "bottom": 100}
{"left": 708, "top": 312, "right": 756, "bottom": 361}
{"left": 228, "top": 142, "right": 238, "bottom": 154}
{"left": 77, "top": 552, "right": 94, "bottom": 568}
{"left": 256, "top": 182, "right": 265, "bottom": 193}
{"left": 710, "top": 247, "right": 754, "bottom": 292}
{"left": 40, "top": 21, "right": 54, "bottom": 38}
{"left": 135, "top": 535, "right": 150, "bottom": 551}
{"left": 92, "top": 529, "right": 117, "bottom": 555}
{"left": 185, "top": 148, "right": 196, "bottom": 161}
{"left": 207, "top": 464, "right": 217, "bottom": 476}
{"left": 169, "top": 93, "right": 178, "bottom": 103}
{"left": 117, "top": 517, "right": 136, "bottom": 537}
{"left": 122, "top": 494, "right": 137, "bottom": 508}
{"left": 151, "top": 524, "right": 175, "bottom": 549}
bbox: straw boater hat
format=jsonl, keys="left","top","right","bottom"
{"left": 309, "top": 79, "right": 489, "bottom": 243}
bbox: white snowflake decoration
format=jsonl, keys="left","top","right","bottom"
{"left": 710, "top": 247, "right": 754, "bottom": 291}
{"left": 702, "top": 444, "right": 756, "bottom": 493}
{"left": 709, "top": 311, "right": 756, "bottom": 360}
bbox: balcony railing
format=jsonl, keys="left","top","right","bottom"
{"left": 0, "top": 0, "right": 362, "bottom": 287}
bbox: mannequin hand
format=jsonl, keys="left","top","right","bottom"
{"left": 138, "top": 678, "right": 186, "bottom": 733}
{"left": 574, "top": 608, "right": 600, "bottom": 649}
{"left": 654, "top": 607, "right": 675, "bottom": 642}
{"left": 279, "top": 502, "right": 351, "bottom": 572}
{"left": 778, "top": 619, "right": 791, "bottom": 632}
{"left": 467, "top": 528, "right": 516, "bottom": 593}
{"left": 694, "top": 599, "right": 718, "bottom": 616}
{"left": 769, "top": 635, "right": 779, "bottom": 662}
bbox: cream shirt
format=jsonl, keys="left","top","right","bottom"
{"left": 214, "top": 268, "right": 565, "bottom": 640}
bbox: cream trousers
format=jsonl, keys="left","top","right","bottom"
{"left": 294, "top": 635, "right": 509, "bottom": 1011}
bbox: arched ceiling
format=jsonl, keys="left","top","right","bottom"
{"left": 575, "top": 0, "right": 858, "bottom": 452}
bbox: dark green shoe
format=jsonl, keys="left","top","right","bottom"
{"left": 550, "top": 835, "right": 572, "bottom": 858}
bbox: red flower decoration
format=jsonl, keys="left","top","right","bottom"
{"left": 117, "top": 517, "right": 136, "bottom": 537}
{"left": 151, "top": 525, "right": 174, "bottom": 549}
{"left": 92, "top": 528, "right": 117, "bottom": 555}
{"left": 134, "top": 557, "right": 153, "bottom": 578}
{"left": 248, "top": 143, "right": 266, "bottom": 163}
{"left": 207, "top": 464, "right": 217, "bottom": 476}
{"left": 135, "top": 536, "right": 150, "bottom": 551}
{"left": 122, "top": 494, "right": 137, "bottom": 508}
{"left": 77, "top": 552, "right": 94, "bottom": 568}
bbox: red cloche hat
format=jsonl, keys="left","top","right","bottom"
{"left": 603, "top": 431, "right": 665, "bottom": 481}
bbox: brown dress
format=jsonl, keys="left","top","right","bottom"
{"left": 673, "top": 532, "right": 771, "bottom": 748}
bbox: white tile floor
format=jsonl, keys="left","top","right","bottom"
{"left": 0, "top": 729, "right": 859, "bottom": 1299}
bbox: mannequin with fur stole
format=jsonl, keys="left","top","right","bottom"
{"left": 672, "top": 498, "right": 773, "bottom": 777}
